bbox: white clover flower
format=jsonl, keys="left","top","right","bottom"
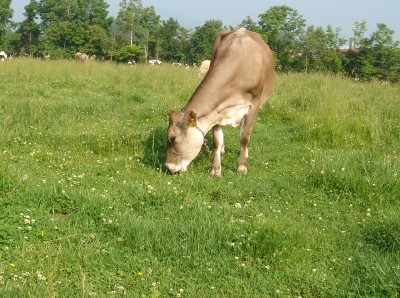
{"left": 36, "top": 271, "right": 46, "bottom": 281}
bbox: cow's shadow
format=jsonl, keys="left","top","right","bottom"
{"left": 142, "top": 128, "right": 167, "bottom": 172}
{"left": 142, "top": 127, "right": 212, "bottom": 173}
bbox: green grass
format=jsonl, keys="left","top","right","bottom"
{"left": 0, "top": 59, "right": 399, "bottom": 297}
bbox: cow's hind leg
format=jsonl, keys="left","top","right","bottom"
{"left": 237, "top": 108, "right": 259, "bottom": 174}
{"left": 210, "top": 125, "right": 224, "bottom": 177}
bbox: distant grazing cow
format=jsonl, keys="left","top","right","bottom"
{"left": 36, "top": 51, "right": 50, "bottom": 59}
{"left": 0, "top": 51, "right": 8, "bottom": 61}
{"left": 165, "top": 28, "right": 275, "bottom": 176}
{"left": 75, "top": 52, "right": 89, "bottom": 62}
{"left": 149, "top": 59, "right": 162, "bottom": 66}
{"left": 198, "top": 59, "right": 211, "bottom": 74}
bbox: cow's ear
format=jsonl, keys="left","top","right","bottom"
{"left": 168, "top": 110, "right": 178, "bottom": 118}
{"left": 168, "top": 110, "right": 178, "bottom": 124}
{"left": 184, "top": 110, "right": 197, "bottom": 127}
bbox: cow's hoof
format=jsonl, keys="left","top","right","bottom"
{"left": 237, "top": 165, "right": 248, "bottom": 174}
{"left": 210, "top": 168, "right": 222, "bottom": 178}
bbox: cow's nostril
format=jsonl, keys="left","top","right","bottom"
{"left": 168, "top": 136, "right": 176, "bottom": 144}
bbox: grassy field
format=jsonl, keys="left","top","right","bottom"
{"left": 0, "top": 59, "right": 399, "bottom": 297}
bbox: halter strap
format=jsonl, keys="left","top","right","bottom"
{"left": 195, "top": 126, "right": 205, "bottom": 138}
{"left": 195, "top": 126, "right": 211, "bottom": 152}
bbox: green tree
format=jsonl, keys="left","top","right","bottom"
{"left": 113, "top": 44, "right": 142, "bottom": 62}
{"left": 113, "top": 0, "right": 143, "bottom": 47}
{"left": 84, "top": 24, "right": 111, "bottom": 56}
{"left": 238, "top": 16, "right": 259, "bottom": 32}
{"left": 258, "top": 5, "right": 306, "bottom": 71}
{"left": 158, "top": 17, "right": 186, "bottom": 62}
{"left": 325, "top": 25, "right": 346, "bottom": 49}
{"left": 370, "top": 23, "right": 400, "bottom": 82}
{"left": 139, "top": 6, "right": 161, "bottom": 60}
{"left": 111, "top": 1, "right": 163, "bottom": 62}
{"left": 343, "top": 20, "right": 384, "bottom": 81}
{"left": 187, "top": 19, "right": 224, "bottom": 64}
{"left": 112, "top": 0, "right": 162, "bottom": 62}
{"left": 17, "top": 0, "right": 41, "bottom": 57}
{"left": 300, "top": 26, "right": 345, "bottom": 74}
{"left": 324, "top": 26, "right": 346, "bottom": 74}
{"left": 352, "top": 20, "right": 369, "bottom": 48}
{"left": 38, "top": 0, "right": 111, "bottom": 58}
{"left": 41, "top": 20, "right": 85, "bottom": 57}
{"left": 85, "top": 0, "right": 113, "bottom": 29}
{"left": 0, "top": 0, "right": 13, "bottom": 48}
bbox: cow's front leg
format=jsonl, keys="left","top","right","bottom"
{"left": 210, "top": 125, "right": 224, "bottom": 177}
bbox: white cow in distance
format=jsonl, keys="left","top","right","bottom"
{"left": 199, "top": 60, "right": 211, "bottom": 74}
{"left": 0, "top": 51, "right": 8, "bottom": 61}
{"left": 149, "top": 59, "right": 162, "bottom": 65}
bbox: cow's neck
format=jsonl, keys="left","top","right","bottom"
{"left": 184, "top": 93, "right": 243, "bottom": 135}
{"left": 183, "top": 70, "right": 250, "bottom": 134}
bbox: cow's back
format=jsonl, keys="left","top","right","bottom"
{"left": 204, "top": 28, "right": 274, "bottom": 107}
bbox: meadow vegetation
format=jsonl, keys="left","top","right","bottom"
{"left": 0, "top": 59, "right": 399, "bottom": 297}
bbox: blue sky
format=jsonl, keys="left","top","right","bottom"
{"left": 11, "top": 0, "right": 400, "bottom": 42}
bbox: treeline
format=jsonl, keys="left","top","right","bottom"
{"left": 1, "top": 0, "right": 399, "bottom": 82}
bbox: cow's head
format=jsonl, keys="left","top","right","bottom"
{"left": 165, "top": 110, "right": 204, "bottom": 173}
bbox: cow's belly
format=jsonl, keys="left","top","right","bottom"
{"left": 219, "top": 104, "right": 250, "bottom": 127}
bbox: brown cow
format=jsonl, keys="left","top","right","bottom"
{"left": 75, "top": 52, "right": 89, "bottom": 62}
{"left": 165, "top": 28, "right": 275, "bottom": 177}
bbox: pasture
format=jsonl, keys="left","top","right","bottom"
{"left": 0, "top": 59, "right": 399, "bottom": 297}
